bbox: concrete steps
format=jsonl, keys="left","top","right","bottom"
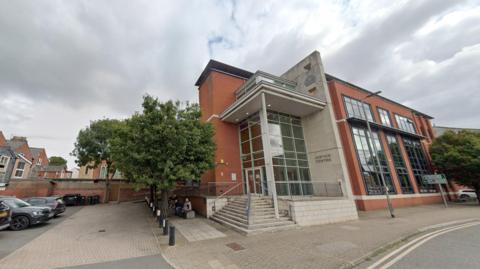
{"left": 210, "top": 196, "right": 297, "bottom": 235}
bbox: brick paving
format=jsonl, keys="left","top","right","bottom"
{"left": 0, "top": 202, "right": 161, "bottom": 269}
{"left": 158, "top": 203, "right": 480, "bottom": 269}
{"left": 171, "top": 218, "right": 226, "bottom": 242}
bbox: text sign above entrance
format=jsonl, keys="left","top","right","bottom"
{"left": 422, "top": 174, "right": 447, "bottom": 184}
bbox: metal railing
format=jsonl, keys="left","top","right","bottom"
{"left": 172, "top": 181, "right": 244, "bottom": 197}
{"left": 212, "top": 182, "right": 244, "bottom": 212}
{"left": 234, "top": 71, "right": 297, "bottom": 100}
{"left": 274, "top": 180, "right": 344, "bottom": 198}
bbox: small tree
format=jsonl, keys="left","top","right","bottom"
{"left": 430, "top": 130, "right": 480, "bottom": 204}
{"left": 71, "top": 119, "right": 122, "bottom": 203}
{"left": 48, "top": 156, "right": 67, "bottom": 166}
{"left": 111, "top": 95, "right": 215, "bottom": 219}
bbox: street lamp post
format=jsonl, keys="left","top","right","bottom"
{"left": 361, "top": 91, "right": 395, "bottom": 218}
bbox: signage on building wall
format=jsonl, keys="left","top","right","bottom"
{"left": 231, "top": 173, "right": 237, "bottom": 181}
{"left": 422, "top": 174, "right": 447, "bottom": 185}
{"left": 315, "top": 154, "right": 332, "bottom": 163}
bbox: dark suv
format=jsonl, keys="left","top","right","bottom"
{"left": 0, "top": 197, "right": 53, "bottom": 231}
{"left": 0, "top": 201, "right": 11, "bottom": 231}
{"left": 25, "top": 197, "right": 66, "bottom": 216}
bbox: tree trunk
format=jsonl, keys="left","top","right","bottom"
{"left": 149, "top": 185, "right": 154, "bottom": 205}
{"left": 104, "top": 164, "right": 112, "bottom": 204}
{"left": 160, "top": 188, "right": 169, "bottom": 220}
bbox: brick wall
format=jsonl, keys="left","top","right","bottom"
{"left": 0, "top": 179, "right": 148, "bottom": 203}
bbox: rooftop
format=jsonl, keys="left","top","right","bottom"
{"left": 195, "top": 58, "right": 433, "bottom": 119}
{"left": 195, "top": 60, "right": 253, "bottom": 86}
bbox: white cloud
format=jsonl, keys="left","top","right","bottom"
{"left": 0, "top": 0, "right": 478, "bottom": 168}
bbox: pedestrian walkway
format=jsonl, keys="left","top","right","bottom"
{"left": 171, "top": 218, "right": 226, "bottom": 242}
{"left": 0, "top": 202, "right": 164, "bottom": 269}
{"left": 157, "top": 203, "right": 480, "bottom": 269}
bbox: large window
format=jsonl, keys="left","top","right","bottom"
{"left": 351, "top": 126, "right": 396, "bottom": 195}
{"left": 386, "top": 134, "right": 414, "bottom": 194}
{"left": 402, "top": 138, "right": 436, "bottom": 193}
{"left": 239, "top": 113, "right": 267, "bottom": 193}
{"left": 395, "top": 115, "right": 416, "bottom": 133}
{"left": 14, "top": 162, "right": 26, "bottom": 178}
{"left": 267, "top": 111, "right": 311, "bottom": 196}
{"left": 344, "top": 96, "right": 374, "bottom": 121}
{"left": 378, "top": 108, "right": 392, "bottom": 127}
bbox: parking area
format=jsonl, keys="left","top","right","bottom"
{"left": 0, "top": 202, "right": 170, "bottom": 269}
{"left": 0, "top": 206, "right": 82, "bottom": 259}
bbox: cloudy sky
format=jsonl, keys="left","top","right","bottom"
{"left": 1, "top": 0, "right": 479, "bottom": 168}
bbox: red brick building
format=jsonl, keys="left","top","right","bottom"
{"left": 193, "top": 51, "right": 449, "bottom": 226}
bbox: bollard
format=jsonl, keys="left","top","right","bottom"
{"left": 163, "top": 219, "right": 169, "bottom": 235}
{"left": 169, "top": 226, "right": 175, "bottom": 246}
{"left": 159, "top": 215, "right": 164, "bottom": 228}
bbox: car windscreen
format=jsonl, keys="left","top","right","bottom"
{"left": 3, "top": 199, "right": 31, "bottom": 208}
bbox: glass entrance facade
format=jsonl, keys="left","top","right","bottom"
{"left": 239, "top": 113, "right": 267, "bottom": 194}
{"left": 267, "top": 111, "right": 311, "bottom": 196}
{"left": 239, "top": 111, "right": 312, "bottom": 196}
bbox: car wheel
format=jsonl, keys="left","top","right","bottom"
{"left": 10, "top": 216, "right": 30, "bottom": 231}
{"left": 460, "top": 194, "right": 470, "bottom": 201}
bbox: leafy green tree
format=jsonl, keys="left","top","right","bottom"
{"left": 71, "top": 119, "right": 123, "bottom": 203}
{"left": 48, "top": 156, "right": 67, "bottom": 166}
{"left": 430, "top": 130, "right": 480, "bottom": 204}
{"left": 111, "top": 95, "right": 215, "bottom": 219}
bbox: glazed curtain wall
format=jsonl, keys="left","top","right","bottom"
{"left": 268, "top": 111, "right": 311, "bottom": 196}
{"left": 351, "top": 126, "right": 396, "bottom": 195}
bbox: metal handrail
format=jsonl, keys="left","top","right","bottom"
{"left": 212, "top": 182, "right": 243, "bottom": 212}
{"left": 246, "top": 192, "right": 252, "bottom": 225}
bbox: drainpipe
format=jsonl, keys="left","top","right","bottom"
{"left": 259, "top": 92, "right": 280, "bottom": 219}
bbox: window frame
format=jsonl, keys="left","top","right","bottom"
{"left": 342, "top": 95, "right": 374, "bottom": 122}
{"left": 350, "top": 125, "right": 396, "bottom": 195}
{"left": 394, "top": 114, "right": 417, "bottom": 134}
{"left": 0, "top": 155, "right": 10, "bottom": 172}
{"left": 377, "top": 107, "right": 392, "bottom": 127}
{"left": 14, "top": 161, "right": 26, "bottom": 178}
{"left": 385, "top": 133, "right": 414, "bottom": 194}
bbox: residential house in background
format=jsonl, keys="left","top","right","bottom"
{"left": 0, "top": 132, "right": 17, "bottom": 186}
{"left": 39, "top": 165, "right": 71, "bottom": 179}
{"left": 78, "top": 161, "right": 122, "bottom": 179}
{"left": 7, "top": 136, "right": 34, "bottom": 180}
{"left": 30, "top": 147, "right": 49, "bottom": 178}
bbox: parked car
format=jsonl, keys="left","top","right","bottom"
{"left": 458, "top": 189, "right": 477, "bottom": 201}
{"left": 0, "top": 201, "right": 11, "bottom": 231}
{"left": 0, "top": 197, "right": 53, "bottom": 231}
{"left": 25, "top": 196, "right": 66, "bottom": 216}
{"left": 62, "top": 194, "right": 83, "bottom": 206}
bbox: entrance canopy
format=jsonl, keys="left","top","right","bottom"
{"left": 221, "top": 72, "right": 326, "bottom": 123}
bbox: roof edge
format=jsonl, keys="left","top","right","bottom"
{"left": 325, "top": 73, "right": 434, "bottom": 119}
{"left": 195, "top": 59, "right": 253, "bottom": 86}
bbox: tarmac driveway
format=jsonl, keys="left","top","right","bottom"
{"left": 0, "top": 202, "right": 170, "bottom": 269}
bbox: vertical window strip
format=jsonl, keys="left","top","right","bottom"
{"left": 402, "top": 138, "right": 436, "bottom": 193}
{"left": 351, "top": 126, "right": 396, "bottom": 195}
{"left": 386, "top": 134, "right": 414, "bottom": 194}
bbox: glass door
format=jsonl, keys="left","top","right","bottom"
{"left": 246, "top": 168, "right": 263, "bottom": 194}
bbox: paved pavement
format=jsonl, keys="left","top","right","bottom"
{"left": 0, "top": 206, "right": 82, "bottom": 259}
{"left": 389, "top": 224, "right": 480, "bottom": 269}
{"left": 58, "top": 255, "right": 172, "bottom": 269}
{"left": 159, "top": 203, "right": 480, "bottom": 269}
{"left": 0, "top": 202, "right": 171, "bottom": 269}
